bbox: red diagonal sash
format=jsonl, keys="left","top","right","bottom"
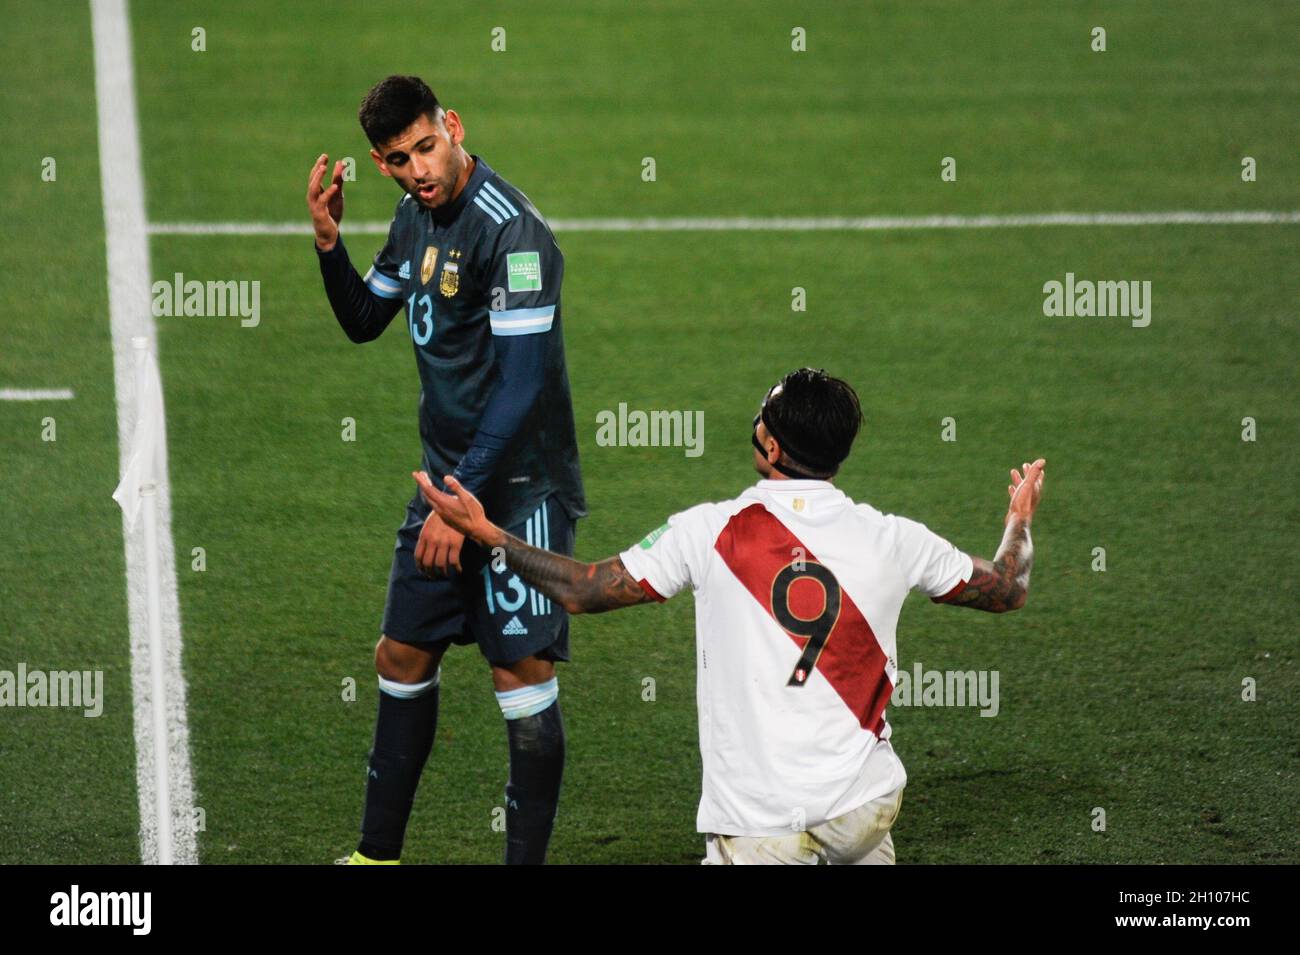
{"left": 714, "top": 503, "right": 890, "bottom": 734}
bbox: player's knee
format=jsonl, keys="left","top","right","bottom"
{"left": 491, "top": 656, "right": 555, "bottom": 693}
{"left": 374, "top": 635, "right": 441, "bottom": 684}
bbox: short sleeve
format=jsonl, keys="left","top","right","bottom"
{"left": 891, "top": 516, "right": 975, "bottom": 599}
{"left": 483, "top": 211, "right": 563, "bottom": 338}
{"left": 363, "top": 201, "right": 405, "bottom": 300}
{"left": 618, "top": 507, "right": 708, "bottom": 602}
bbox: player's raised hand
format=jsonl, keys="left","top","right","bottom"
{"left": 307, "top": 153, "right": 345, "bottom": 251}
{"left": 1006, "top": 458, "right": 1046, "bottom": 524}
{"left": 413, "top": 472, "right": 497, "bottom": 547}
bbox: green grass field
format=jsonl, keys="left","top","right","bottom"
{"left": 1, "top": 0, "right": 1296, "bottom": 864}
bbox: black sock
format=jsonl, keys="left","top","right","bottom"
{"left": 504, "top": 699, "right": 566, "bottom": 865}
{"left": 357, "top": 680, "right": 439, "bottom": 861}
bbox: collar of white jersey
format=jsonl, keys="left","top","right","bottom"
{"left": 753, "top": 478, "right": 837, "bottom": 492}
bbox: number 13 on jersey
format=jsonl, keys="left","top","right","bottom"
{"left": 406, "top": 293, "right": 433, "bottom": 345}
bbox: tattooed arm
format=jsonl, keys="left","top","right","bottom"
{"left": 937, "top": 518, "right": 1034, "bottom": 612}
{"left": 411, "top": 471, "right": 656, "bottom": 614}
{"left": 934, "top": 458, "right": 1045, "bottom": 614}
{"left": 490, "top": 544, "right": 654, "bottom": 615}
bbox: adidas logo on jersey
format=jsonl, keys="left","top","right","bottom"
{"left": 502, "top": 616, "right": 528, "bottom": 636}
{"left": 398, "top": 260, "right": 411, "bottom": 279}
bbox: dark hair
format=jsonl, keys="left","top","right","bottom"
{"left": 759, "top": 368, "right": 863, "bottom": 477}
{"left": 358, "top": 75, "right": 441, "bottom": 146}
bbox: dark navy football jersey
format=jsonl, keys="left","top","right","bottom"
{"left": 361, "top": 156, "right": 586, "bottom": 529}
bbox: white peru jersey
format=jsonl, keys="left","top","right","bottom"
{"left": 619, "top": 479, "right": 973, "bottom": 837}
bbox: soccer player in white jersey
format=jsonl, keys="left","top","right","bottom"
{"left": 411, "top": 369, "right": 1046, "bottom": 864}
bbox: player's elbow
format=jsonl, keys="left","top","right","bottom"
{"left": 1005, "top": 585, "right": 1028, "bottom": 612}
{"left": 341, "top": 322, "right": 381, "bottom": 344}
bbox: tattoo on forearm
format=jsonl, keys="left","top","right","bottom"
{"left": 498, "top": 533, "right": 654, "bottom": 613}
{"left": 939, "top": 518, "right": 1033, "bottom": 613}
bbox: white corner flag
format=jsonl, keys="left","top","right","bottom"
{"left": 112, "top": 335, "right": 175, "bottom": 864}
{"left": 113, "top": 336, "right": 165, "bottom": 531}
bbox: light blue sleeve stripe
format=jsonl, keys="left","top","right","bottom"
{"left": 481, "top": 181, "right": 520, "bottom": 217}
{"left": 489, "top": 304, "right": 555, "bottom": 336}
{"left": 364, "top": 266, "right": 401, "bottom": 291}
{"left": 475, "top": 189, "right": 513, "bottom": 222}
{"left": 364, "top": 267, "right": 403, "bottom": 299}
{"left": 473, "top": 195, "right": 503, "bottom": 225}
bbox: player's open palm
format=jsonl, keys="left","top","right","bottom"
{"left": 413, "top": 472, "right": 490, "bottom": 554}
{"left": 307, "top": 153, "right": 345, "bottom": 251}
{"left": 1006, "top": 458, "right": 1046, "bottom": 523}
{"left": 413, "top": 472, "right": 491, "bottom": 542}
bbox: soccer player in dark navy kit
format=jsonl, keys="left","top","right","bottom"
{"left": 306, "top": 75, "right": 586, "bottom": 864}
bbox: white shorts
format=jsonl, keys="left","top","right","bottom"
{"left": 702, "top": 785, "right": 904, "bottom": 866}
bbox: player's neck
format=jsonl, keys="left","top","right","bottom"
{"left": 450, "top": 151, "right": 475, "bottom": 202}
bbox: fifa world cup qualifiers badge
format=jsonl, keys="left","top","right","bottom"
{"left": 440, "top": 248, "right": 463, "bottom": 297}
{"left": 420, "top": 246, "right": 438, "bottom": 285}
{"left": 507, "top": 251, "right": 542, "bottom": 292}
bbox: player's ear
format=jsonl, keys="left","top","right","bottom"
{"left": 443, "top": 109, "right": 464, "bottom": 147}
{"left": 368, "top": 148, "right": 391, "bottom": 178}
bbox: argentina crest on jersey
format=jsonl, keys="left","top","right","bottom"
{"left": 420, "top": 246, "right": 438, "bottom": 285}
{"left": 439, "top": 248, "right": 463, "bottom": 297}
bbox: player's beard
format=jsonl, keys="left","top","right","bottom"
{"left": 410, "top": 156, "right": 462, "bottom": 209}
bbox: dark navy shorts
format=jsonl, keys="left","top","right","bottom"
{"left": 381, "top": 490, "right": 574, "bottom": 666}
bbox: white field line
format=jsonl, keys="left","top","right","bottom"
{"left": 147, "top": 209, "right": 1300, "bottom": 236}
{"left": 91, "top": 0, "right": 197, "bottom": 865}
{"left": 0, "top": 388, "right": 75, "bottom": 400}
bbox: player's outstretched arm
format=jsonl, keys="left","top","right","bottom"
{"left": 935, "top": 458, "right": 1045, "bottom": 614}
{"left": 307, "top": 153, "right": 402, "bottom": 343}
{"left": 412, "top": 472, "right": 655, "bottom": 614}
